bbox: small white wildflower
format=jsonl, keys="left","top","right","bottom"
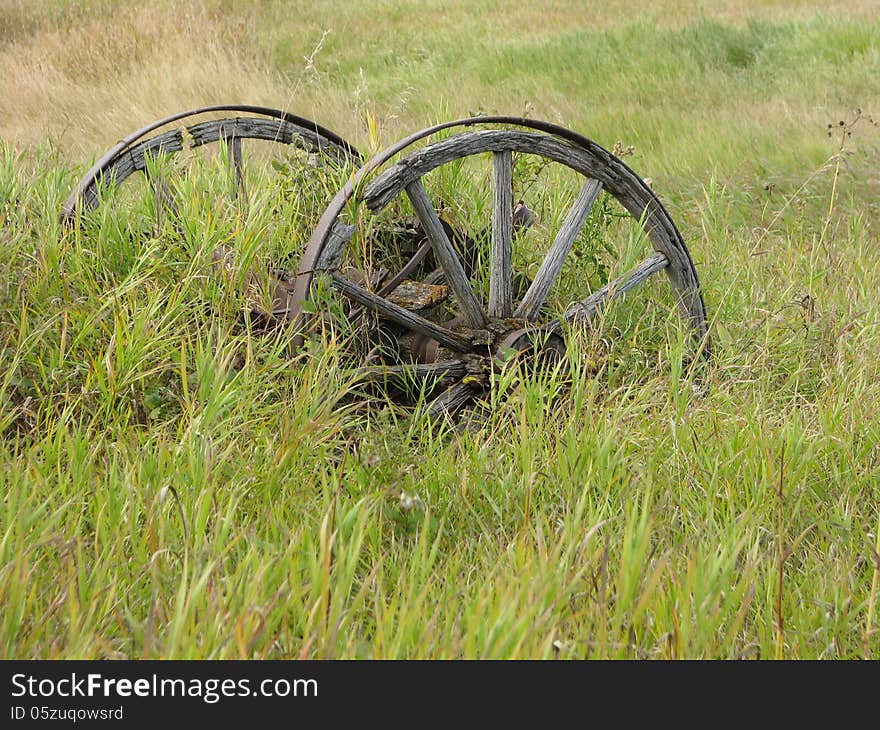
{"left": 398, "top": 492, "right": 425, "bottom": 513}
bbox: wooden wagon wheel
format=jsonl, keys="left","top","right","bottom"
{"left": 61, "top": 104, "right": 361, "bottom": 225}
{"left": 289, "top": 116, "right": 709, "bottom": 418}
{"left": 61, "top": 105, "right": 362, "bottom": 322}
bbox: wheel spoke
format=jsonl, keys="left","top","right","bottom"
{"left": 489, "top": 150, "right": 514, "bottom": 317}
{"left": 148, "top": 171, "right": 177, "bottom": 229}
{"left": 405, "top": 180, "right": 487, "bottom": 328}
{"left": 354, "top": 359, "right": 467, "bottom": 388}
{"left": 426, "top": 379, "right": 481, "bottom": 419}
{"left": 226, "top": 135, "right": 246, "bottom": 201}
{"left": 376, "top": 239, "right": 433, "bottom": 298}
{"left": 339, "top": 239, "right": 435, "bottom": 328}
{"left": 551, "top": 252, "right": 669, "bottom": 331}
{"left": 515, "top": 178, "right": 603, "bottom": 321}
{"left": 329, "top": 272, "right": 473, "bottom": 353}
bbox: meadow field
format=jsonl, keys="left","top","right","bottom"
{"left": 1, "top": 0, "right": 879, "bottom": 658}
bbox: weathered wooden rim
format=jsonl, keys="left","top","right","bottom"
{"left": 61, "top": 104, "right": 362, "bottom": 221}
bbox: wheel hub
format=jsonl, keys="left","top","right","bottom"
{"left": 412, "top": 316, "right": 565, "bottom": 368}
{"left": 493, "top": 326, "right": 567, "bottom": 367}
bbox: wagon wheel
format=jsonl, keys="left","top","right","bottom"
{"left": 290, "top": 116, "right": 709, "bottom": 418}
{"left": 62, "top": 105, "right": 361, "bottom": 225}
{"left": 61, "top": 105, "right": 363, "bottom": 322}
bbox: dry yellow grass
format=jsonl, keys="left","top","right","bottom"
{"left": 0, "top": 2, "right": 286, "bottom": 155}
{"left": 2, "top": 0, "right": 877, "bottom": 160}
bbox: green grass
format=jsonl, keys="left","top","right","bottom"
{"left": 1, "top": 0, "right": 880, "bottom": 659}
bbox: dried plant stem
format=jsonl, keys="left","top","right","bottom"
{"left": 775, "top": 444, "right": 786, "bottom": 660}
{"left": 866, "top": 510, "right": 880, "bottom": 659}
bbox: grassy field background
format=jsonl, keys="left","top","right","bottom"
{"left": 1, "top": 0, "right": 879, "bottom": 658}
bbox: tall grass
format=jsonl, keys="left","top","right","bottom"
{"left": 1, "top": 1, "right": 879, "bottom": 658}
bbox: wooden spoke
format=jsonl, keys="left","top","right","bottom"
{"left": 354, "top": 359, "right": 466, "bottom": 388}
{"left": 376, "top": 239, "right": 433, "bottom": 298}
{"left": 404, "top": 180, "right": 487, "bottom": 328}
{"left": 515, "top": 178, "right": 603, "bottom": 321}
{"left": 329, "top": 272, "right": 473, "bottom": 353}
{"left": 226, "top": 135, "right": 245, "bottom": 201}
{"left": 338, "top": 239, "right": 435, "bottom": 328}
{"left": 489, "top": 151, "right": 514, "bottom": 317}
{"left": 552, "top": 252, "right": 669, "bottom": 330}
{"left": 149, "top": 173, "right": 177, "bottom": 229}
{"left": 489, "top": 150, "right": 514, "bottom": 318}
{"left": 426, "top": 379, "right": 481, "bottom": 419}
